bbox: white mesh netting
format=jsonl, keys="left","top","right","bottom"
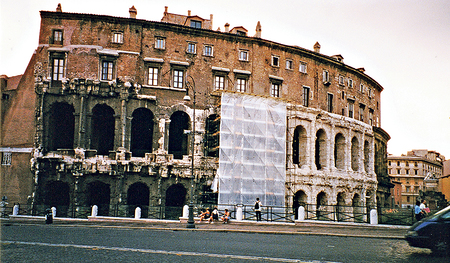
{"left": 217, "top": 92, "right": 286, "bottom": 207}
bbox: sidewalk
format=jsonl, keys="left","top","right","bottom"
{"left": 3, "top": 215, "right": 409, "bottom": 239}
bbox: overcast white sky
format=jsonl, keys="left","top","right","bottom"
{"left": 1, "top": 0, "right": 450, "bottom": 158}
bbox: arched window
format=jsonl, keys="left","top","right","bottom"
{"left": 205, "top": 114, "right": 220, "bottom": 157}
{"left": 128, "top": 182, "right": 150, "bottom": 218}
{"left": 168, "top": 111, "right": 190, "bottom": 159}
{"left": 48, "top": 102, "right": 74, "bottom": 151}
{"left": 293, "top": 126, "right": 307, "bottom": 167}
{"left": 87, "top": 181, "right": 110, "bottom": 216}
{"left": 293, "top": 190, "right": 307, "bottom": 219}
{"left": 351, "top": 137, "right": 360, "bottom": 171}
{"left": 315, "top": 129, "right": 327, "bottom": 170}
{"left": 91, "top": 104, "right": 115, "bottom": 155}
{"left": 131, "top": 108, "right": 154, "bottom": 157}
{"left": 334, "top": 133, "right": 345, "bottom": 169}
{"left": 364, "top": 140, "right": 370, "bottom": 173}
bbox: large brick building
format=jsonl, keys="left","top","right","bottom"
{"left": 1, "top": 5, "right": 391, "bottom": 218}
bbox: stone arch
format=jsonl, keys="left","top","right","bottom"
{"left": 127, "top": 182, "right": 150, "bottom": 218}
{"left": 293, "top": 125, "right": 307, "bottom": 167}
{"left": 334, "top": 133, "right": 345, "bottom": 170}
{"left": 293, "top": 190, "right": 308, "bottom": 219}
{"left": 131, "top": 108, "right": 154, "bottom": 157}
{"left": 316, "top": 191, "right": 328, "bottom": 220}
{"left": 315, "top": 129, "right": 327, "bottom": 170}
{"left": 165, "top": 184, "right": 187, "bottom": 220}
{"left": 352, "top": 193, "right": 363, "bottom": 222}
{"left": 168, "top": 111, "right": 190, "bottom": 159}
{"left": 45, "top": 181, "right": 70, "bottom": 217}
{"left": 351, "top": 136, "right": 360, "bottom": 171}
{"left": 91, "top": 104, "right": 115, "bottom": 155}
{"left": 205, "top": 114, "right": 220, "bottom": 157}
{"left": 87, "top": 181, "right": 111, "bottom": 216}
{"left": 48, "top": 102, "right": 75, "bottom": 152}
{"left": 364, "top": 140, "right": 370, "bottom": 173}
{"left": 336, "top": 192, "right": 346, "bottom": 221}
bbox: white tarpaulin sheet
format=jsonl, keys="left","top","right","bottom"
{"left": 217, "top": 92, "right": 286, "bottom": 207}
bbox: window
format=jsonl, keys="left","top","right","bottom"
{"left": 51, "top": 54, "right": 65, "bottom": 85}
{"left": 339, "top": 75, "right": 345, "bottom": 85}
{"left": 52, "top": 29, "right": 63, "bottom": 45}
{"left": 239, "top": 50, "right": 248, "bottom": 61}
{"left": 2, "top": 152, "right": 11, "bottom": 166}
{"left": 214, "top": 75, "right": 225, "bottom": 90}
{"left": 359, "top": 104, "right": 365, "bottom": 122}
{"left": 148, "top": 67, "right": 159, "bottom": 86}
{"left": 236, "top": 77, "right": 247, "bottom": 92}
{"left": 286, "top": 60, "right": 293, "bottom": 70}
{"left": 369, "top": 109, "right": 374, "bottom": 126}
{"left": 112, "top": 32, "right": 123, "bottom": 44}
{"left": 155, "top": 37, "right": 165, "bottom": 49}
{"left": 101, "top": 61, "right": 114, "bottom": 81}
{"left": 360, "top": 84, "right": 365, "bottom": 93}
{"left": 348, "top": 101, "right": 354, "bottom": 118}
{"left": 299, "top": 62, "right": 307, "bottom": 73}
{"left": 272, "top": 56, "right": 280, "bottom": 67}
{"left": 190, "top": 20, "right": 202, "bottom": 28}
{"left": 173, "top": 69, "right": 184, "bottom": 88}
{"left": 348, "top": 79, "right": 353, "bottom": 88}
{"left": 203, "top": 45, "right": 213, "bottom": 56}
{"left": 302, "top": 86, "right": 310, "bottom": 107}
{"left": 327, "top": 93, "right": 333, "bottom": 112}
{"left": 270, "top": 82, "right": 280, "bottom": 97}
{"left": 323, "top": 70, "right": 330, "bottom": 84}
{"left": 187, "top": 42, "right": 196, "bottom": 54}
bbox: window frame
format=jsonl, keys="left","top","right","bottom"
{"left": 214, "top": 75, "right": 226, "bottom": 90}
{"left": 327, "top": 93, "right": 334, "bottom": 112}
{"left": 190, "top": 20, "right": 202, "bottom": 28}
{"left": 187, "top": 42, "right": 197, "bottom": 54}
{"left": 52, "top": 29, "right": 63, "bottom": 45}
{"left": 348, "top": 78, "right": 353, "bottom": 88}
{"left": 172, "top": 68, "right": 185, "bottom": 89}
{"left": 155, "top": 37, "right": 166, "bottom": 50}
{"left": 323, "top": 70, "right": 330, "bottom": 84}
{"left": 302, "top": 86, "right": 310, "bottom": 107}
{"left": 147, "top": 66, "right": 159, "bottom": 86}
{"left": 271, "top": 55, "right": 280, "bottom": 67}
{"left": 239, "top": 50, "right": 249, "bottom": 61}
{"left": 101, "top": 60, "right": 115, "bottom": 81}
{"left": 112, "top": 31, "right": 124, "bottom": 44}
{"left": 1, "top": 152, "right": 12, "bottom": 166}
{"left": 348, "top": 100, "right": 354, "bottom": 118}
{"left": 203, "top": 45, "right": 214, "bottom": 57}
{"left": 299, "top": 62, "right": 307, "bottom": 73}
{"left": 339, "top": 75, "right": 345, "bottom": 85}
{"left": 50, "top": 52, "right": 66, "bottom": 86}
{"left": 236, "top": 77, "right": 247, "bottom": 92}
{"left": 286, "top": 59, "right": 293, "bottom": 70}
{"left": 270, "top": 82, "right": 281, "bottom": 97}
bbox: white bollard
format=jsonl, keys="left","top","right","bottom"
{"left": 183, "top": 205, "right": 189, "bottom": 218}
{"left": 51, "top": 207, "right": 57, "bottom": 218}
{"left": 135, "top": 207, "right": 141, "bottom": 219}
{"left": 13, "top": 205, "right": 19, "bottom": 216}
{"left": 236, "top": 206, "right": 243, "bottom": 221}
{"left": 91, "top": 205, "right": 98, "bottom": 217}
{"left": 370, "top": 209, "right": 378, "bottom": 225}
{"left": 297, "top": 206, "right": 305, "bottom": 221}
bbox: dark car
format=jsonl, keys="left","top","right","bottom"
{"left": 406, "top": 205, "right": 450, "bottom": 253}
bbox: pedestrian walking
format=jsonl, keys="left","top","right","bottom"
{"left": 414, "top": 200, "right": 422, "bottom": 221}
{"left": 255, "top": 198, "right": 262, "bottom": 221}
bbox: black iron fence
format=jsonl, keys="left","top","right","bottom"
{"left": 2, "top": 203, "right": 423, "bottom": 226}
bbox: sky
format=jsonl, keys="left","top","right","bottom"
{"left": 1, "top": 0, "right": 450, "bottom": 158}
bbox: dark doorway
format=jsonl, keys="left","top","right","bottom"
{"left": 87, "top": 181, "right": 110, "bottom": 216}
{"left": 131, "top": 108, "right": 154, "bottom": 157}
{"left": 48, "top": 102, "right": 75, "bottom": 151}
{"left": 91, "top": 104, "right": 115, "bottom": 155}
{"left": 205, "top": 114, "right": 220, "bottom": 157}
{"left": 45, "top": 181, "right": 70, "bottom": 217}
{"left": 165, "top": 184, "right": 187, "bottom": 219}
{"left": 168, "top": 111, "right": 189, "bottom": 159}
{"left": 127, "top": 182, "right": 149, "bottom": 218}
{"left": 293, "top": 190, "right": 307, "bottom": 219}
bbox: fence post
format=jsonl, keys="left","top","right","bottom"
{"left": 370, "top": 209, "right": 378, "bottom": 225}
{"left": 297, "top": 206, "right": 305, "bottom": 221}
{"left": 91, "top": 205, "right": 98, "bottom": 217}
{"left": 13, "top": 204, "right": 19, "bottom": 216}
{"left": 236, "top": 206, "right": 243, "bottom": 221}
{"left": 135, "top": 207, "right": 141, "bottom": 219}
{"left": 51, "top": 207, "right": 57, "bottom": 218}
{"left": 182, "top": 205, "right": 189, "bottom": 218}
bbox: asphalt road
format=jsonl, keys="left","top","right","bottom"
{"left": 1, "top": 223, "right": 448, "bottom": 263}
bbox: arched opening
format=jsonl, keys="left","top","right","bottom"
{"left": 351, "top": 136, "right": 360, "bottom": 171}
{"left": 293, "top": 190, "right": 307, "bottom": 219}
{"left": 131, "top": 108, "right": 154, "bottom": 157}
{"left": 205, "top": 114, "right": 220, "bottom": 157}
{"left": 336, "top": 192, "right": 346, "bottom": 221}
{"left": 293, "top": 126, "right": 307, "bottom": 167}
{"left": 364, "top": 140, "right": 370, "bottom": 173}
{"left": 316, "top": 191, "right": 328, "bottom": 220}
{"left": 315, "top": 129, "right": 327, "bottom": 170}
{"left": 168, "top": 111, "right": 190, "bottom": 159}
{"left": 165, "top": 184, "right": 187, "bottom": 219}
{"left": 352, "top": 193, "right": 363, "bottom": 222}
{"left": 87, "top": 181, "right": 110, "bottom": 216}
{"left": 127, "top": 182, "right": 150, "bottom": 218}
{"left": 45, "top": 181, "right": 70, "bottom": 217}
{"left": 91, "top": 104, "right": 115, "bottom": 155}
{"left": 334, "top": 133, "right": 345, "bottom": 169}
{"left": 48, "top": 102, "right": 75, "bottom": 151}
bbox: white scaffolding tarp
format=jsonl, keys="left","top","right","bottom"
{"left": 217, "top": 92, "right": 286, "bottom": 207}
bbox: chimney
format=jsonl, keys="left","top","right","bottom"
{"left": 56, "top": 3, "right": 62, "bottom": 12}
{"left": 255, "top": 21, "right": 262, "bottom": 38}
{"left": 129, "top": 6, "right": 137, "bottom": 19}
{"left": 357, "top": 67, "right": 365, "bottom": 73}
{"left": 188, "top": 10, "right": 191, "bottom": 16}
{"left": 164, "top": 6, "right": 168, "bottom": 14}
{"left": 314, "top": 42, "right": 321, "bottom": 53}
{"left": 224, "top": 23, "right": 230, "bottom": 33}
{"left": 210, "top": 14, "right": 213, "bottom": 29}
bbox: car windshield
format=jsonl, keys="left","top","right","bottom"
{"left": 429, "top": 205, "right": 450, "bottom": 220}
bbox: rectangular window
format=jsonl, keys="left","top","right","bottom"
{"left": 236, "top": 78, "right": 247, "bottom": 92}
{"left": 348, "top": 101, "right": 354, "bottom": 118}
{"left": 359, "top": 104, "right": 365, "bottom": 122}
{"left": 360, "top": 84, "right": 365, "bottom": 93}
{"left": 327, "top": 93, "right": 333, "bottom": 112}
{"left": 173, "top": 69, "right": 184, "bottom": 88}
{"left": 302, "top": 86, "right": 310, "bottom": 107}
{"left": 112, "top": 32, "right": 123, "bottom": 44}
{"left": 214, "top": 75, "right": 225, "bottom": 90}
{"left": 1, "top": 152, "right": 11, "bottom": 166}
{"left": 339, "top": 75, "right": 345, "bottom": 85}
{"left": 323, "top": 70, "right": 330, "bottom": 83}
{"left": 52, "top": 29, "right": 63, "bottom": 44}
{"left": 187, "top": 42, "right": 196, "bottom": 54}
{"left": 348, "top": 79, "right": 353, "bottom": 88}
{"left": 203, "top": 45, "right": 213, "bottom": 56}
{"left": 239, "top": 50, "right": 248, "bottom": 61}
{"left": 270, "top": 83, "right": 280, "bottom": 97}
{"left": 155, "top": 37, "right": 165, "bottom": 49}
{"left": 272, "top": 56, "right": 280, "bottom": 67}
{"left": 299, "top": 62, "right": 307, "bottom": 73}
{"left": 148, "top": 67, "right": 159, "bottom": 86}
{"left": 190, "top": 20, "right": 202, "bottom": 28}
{"left": 52, "top": 57, "right": 65, "bottom": 82}
{"left": 101, "top": 61, "right": 114, "bottom": 80}
{"left": 286, "top": 60, "right": 293, "bottom": 70}
{"left": 369, "top": 109, "right": 374, "bottom": 126}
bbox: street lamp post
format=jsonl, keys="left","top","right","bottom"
{"left": 184, "top": 75, "right": 196, "bottom": 229}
